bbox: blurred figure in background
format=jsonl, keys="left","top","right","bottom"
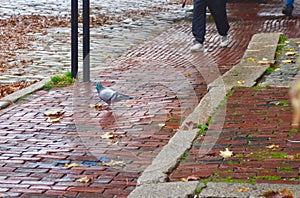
{"left": 282, "top": 0, "right": 294, "bottom": 17}
{"left": 190, "top": 0, "right": 230, "bottom": 52}
{"left": 290, "top": 80, "right": 300, "bottom": 128}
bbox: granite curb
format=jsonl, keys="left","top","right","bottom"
{"left": 0, "top": 77, "right": 50, "bottom": 110}
{"left": 129, "top": 33, "right": 284, "bottom": 197}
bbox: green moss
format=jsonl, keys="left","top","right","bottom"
{"left": 289, "top": 128, "right": 298, "bottom": 133}
{"left": 227, "top": 161, "right": 239, "bottom": 165}
{"left": 266, "top": 67, "right": 275, "bottom": 73}
{"left": 16, "top": 93, "right": 30, "bottom": 102}
{"left": 277, "top": 166, "right": 293, "bottom": 172}
{"left": 235, "top": 154, "right": 244, "bottom": 158}
{"left": 256, "top": 175, "right": 281, "bottom": 180}
{"left": 246, "top": 150, "right": 288, "bottom": 161}
{"left": 44, "top": 71, "right": 75, "bottom": 89}
{"left": 181, "top": 151, "right": 190, "bottom": 160}
{"left": 198, "top": 124, "right": 208, "bottom": 135}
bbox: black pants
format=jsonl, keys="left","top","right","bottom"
{"left": 192, "top": 0, "right": 230, "bottom": 44}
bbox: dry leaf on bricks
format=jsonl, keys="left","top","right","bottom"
{"left": 46, "top": 117, "right": 62, "bottom": 123}
{"left": 102, "top": 160, "right": 126, "bottom": 167}
{"left": 266, "top": 144, "right": 279, "bottom": 150}
{"left": 219, "top": 148, "right": 233, "bottom": 158}
{"left": 76, "top": 176, "right": 92, "bottom": 183}
{"left": 65, "top": 162, "right": 82, "bottom": 168}
{"left": 100, "top": 132, "right": 115, "bottom": 139}
{"left": 44, "top": 109, "right": 65, "bottom": 116}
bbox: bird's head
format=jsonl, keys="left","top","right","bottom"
{"left": 96, "top": 82, "right": 103, "bottom": 92}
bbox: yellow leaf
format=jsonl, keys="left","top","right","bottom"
{"left": 285, "top": 51, "right": 298, "bottom": 56}
{"left": 184, "top": 73, "right": 192, "bottom": 77}
{"left": 235, "top": 81, "right": 245, "bottom": 85}
{"left": 64, "top": 162, "right": 82, "bottom": 168}
{"left": 236, "top": 187, "right": 250, "bottom": 192}
{"left": 76, "top": 176, "right": 92, "bottom": 183}
{"left": 90, "top": 103, "right": 104, "bottom": 110}
{"left": 100, "top": 132, "right": 115, "bottom": 139}
{"left": 44, "top": 109, "right": 65, "bottom": 116}
{"left": 46, "top": 117, "right": 61, "bottom": 123}
{"left": 102, "top": 160, "right": 126, "bottom": 167}
{"left": 274, "top": 68, "right": 280, "bottom": 71}
{"left": 219, "top": 148, "right": 233, "bottom": 158}
{"left": 107, "top": 141, "right": 120, "bottom": 146}
{"left": 282, "top": 59, "right": 295, "bottom": 63}
{"left": 180, "top": 178, "right": 188, "bottom": 182}
{"left": 258, "top": 60, "right": 270, "bottom": 65}
{"left": 266, "top": 144, "right": 279, "bottom": 149}
{"left": 247, "top": 57, "right": 256, "bottom": 62}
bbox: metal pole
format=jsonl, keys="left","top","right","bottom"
{"left": 71, "top": 0, "right": 78, "bottom": 79}
{"left": 83, "top": 0, "right": 90, "bottom": 82}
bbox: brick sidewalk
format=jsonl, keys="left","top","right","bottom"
{"left": 0, "top": 0, "right": 300, "bottom": 197}
{"left": 170, "top": 87, "right": 300, "bottom": 185}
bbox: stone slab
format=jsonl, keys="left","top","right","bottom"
{"left": 129, "top": 181, "right": 203, "bottom": 198}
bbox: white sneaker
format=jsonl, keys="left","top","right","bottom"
{"left": 220, "top": 35, "right": 229, "bottom": 47}
{"left": 191, "top": 43, "right": 204, "bottom": 52}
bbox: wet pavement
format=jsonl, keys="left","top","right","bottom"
{"left": 0, "top": 0, "right": 185, "bottom": 85}
{"left": 0, "top": 0, "right": 300, "bottom": 197}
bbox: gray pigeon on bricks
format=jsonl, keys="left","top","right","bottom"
{"left": 96, "top": 82, "right": 133, "bottom": 106}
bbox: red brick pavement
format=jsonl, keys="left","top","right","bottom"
{"left": 170, "top": 87, "right": 300, "bottom": 185}
{"left": 0, "top": 0, "right": 300, "bottom": 197}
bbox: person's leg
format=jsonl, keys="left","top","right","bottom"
{"left": 207, "top": 0, "right": 229, "bottom": 36}
{"left": 283, "top": 0, "right": 294, "bottom": 16}
{"left": 286, "top": 0, "right": 294, "bottom": 9}
{"left": 192, "top": 0, "right": 207, "bottom": 44}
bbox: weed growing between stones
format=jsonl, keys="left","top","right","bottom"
{"left": 44, "top": 71, "right": 75, "bottom": 89}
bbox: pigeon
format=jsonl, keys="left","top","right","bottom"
{"left": 96, "top": 82, "right": 133, "bottom": 106}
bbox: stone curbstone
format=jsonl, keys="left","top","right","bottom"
{"left": 0, "top": 77, "right": 51, "bottom": 110}
{"left": 129, "top": 181, "right": 204, "bottom": 198}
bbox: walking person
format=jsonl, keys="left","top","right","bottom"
{"left": 190, "top": 0, "right": 230, "bottom": 52}
{"left": 282, "top": 0, "right": 294, "bottom": 17}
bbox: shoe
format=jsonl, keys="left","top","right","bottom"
{"left": 282, "top": 6, "right": 293, "bottom": 17}
{"left": 220, "top": 35, "right": 229, "bottom": 47}
{"left": 191, "top": 42, "right": 204, "bottom": 52}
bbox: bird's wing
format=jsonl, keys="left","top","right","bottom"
{"left": 99, "top": 88, "right": 115, "bottom": 104}
{"left": 111, "top": 92, "right": 132, "bottom": 103}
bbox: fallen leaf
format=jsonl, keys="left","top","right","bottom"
{"left": 90, "top": 103, "right": 104, "bottom": 110}
{"left": 282, "top": 59, "right": 295, "bottom": 64}
{"left": 184, "top": 73, "right": 192, "bottom": 77}
{"left": 107, "top": 141, "right": 120, "bottom": 146}
{"left": 64, "top": 162, "right": 82, "bottom": 168}
{"left": 44, "top": 109, "right": 65, "bottom": 116}
{"left": 46, "top": 117, "right": 61, "bottom": 123}
{"left": 102, "top": 160, "right": 126, "bottom": 167}
{"left": 285, "top": 155, "right": 295, "bottom": 160}
{"left": 247, "top": 57, "right": 256, "bottom": 62}
{"left": 158, "top": 123, "right": 165, "bottom": 127}
{"left": 262, "top": 188, "right": 294, "bottom": 198}
{"left": 258, "top": 60, "right": 270, "bottom": 65}
{"left": 266, "top": 144, "right": 279, "bottom": 149}
{"left": 76, "top": 176, "right": 92, "bottom": 183}
{"left": 180, "top": 178, "right": 188, "bottom": 182}
{"left": 236, "top": 187, "right": 250, "bottom": 192}
{"left": 274, "top": 68, "right": 280, "bottom": 71}
{"left": 285, "top": 51, "right": 298, "bottom": 56}
{"left": 100, "top": 132, "right": 115, "bottom": 139}
{"left": 219, "top": 148, "right": 233, "bottom": 158}
{"left": 235, "top": 81, "right": 245, "bottom": 85}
